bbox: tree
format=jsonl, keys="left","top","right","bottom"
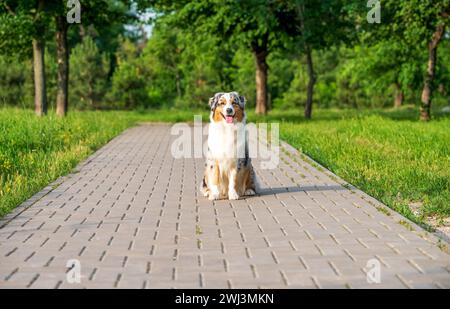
{"left": 55, "top": 12, "right": 69, "bottom": 116}
{"left": 49, "top": 0, "right": 136, "bottom": 116}
{"left": 1, "top": 0, "right": 136, "bottom": 116}
{"left": 110, "top": 15, "right": 239, "bottom": 109}
{"left": 381, "top": 0, "right": 450, "bottom": 120}
{"left": 111, "top": 36, "right": 150, "bottom": 109}
{"left": 287, "top": 0, "right": 356, "bottom": 119}
{"left": 0, "top": 55, "right": 31, "bottom": 105}
{"left": 420, "top": 7, "right": 450, "bottom": 120}
{"left": 69, "top": 36, "right": 110, "bottom": 109}
{"left": 340, "top": 41, "right": 424, "bottom": 108}
{"left": 0, "top": 0, "right": 50, "bottom": 116}
{"left": 32, "top": 0, "right": 47, "bottom": 116}
{"left": 140, "top": 0, "right": 295, "bottom": 115}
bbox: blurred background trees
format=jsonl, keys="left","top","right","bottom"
{"left": 0, "top": 0, "right": 449, "bottom": 120}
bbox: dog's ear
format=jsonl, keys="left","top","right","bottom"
{"left": 209, "top": 92, "right": 223, "bottom": 111}
{"left": 208, "top": 97, "right": 215, "bottom": 110}
{"left": 238, "top": 95, "right": 246, "bottom": 109}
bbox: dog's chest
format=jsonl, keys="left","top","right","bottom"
{"left": 208, "top": 123, "right": 238, "bottom": 159}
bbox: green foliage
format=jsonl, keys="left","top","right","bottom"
{"left": 44, "top": 46, "right": 58, "bottom": 106}
{"left": 177, "top": 31, "right": 234, "bottom": 108}
{"left": 0, "top": 11, "right": 34, "bottom": 56}
{"left": 230, "top": 48, "right": 256, "bottom": 107}
{"left": 285, "top": 0, "right": 358, "bottom": 49}
{"left": 391, "top": 0, "right": 450, "bottom": 45}
{"left": 143, "top": 22, "right": 182, "bottom": 107}
{"left": 275, "top": 44, "right": 450, "bottom": 109}
{"left": 267, "top": 51, "right": 296, "bottom": 107}
{"left": 110, "top": 37, "right": 148, "bottom": 109}
{"left": 0, "top": 0, "right": 449, "bottom": 115}
{"left": 0, "top": 55, "right": 32, "bottom": 106}
{"left": 110, "top": 19, "right": 238, "bottom": 109}
{"left": 111, "top": 25, "right": 180, "bottom": 109}
{"left": 0, "top": 0, "right": 50, "bottom": 56}
{"left": 118, "top": 0, "right": 449, "bottom": 113}
{"left": 69, "top": 37, "right": 110, "bottom": 109}
{"left": 340, "top": 42, "right": 423, "bottom": 94}
{"left": 148, "top": 0, "right": 291, "bottom": 48}
{"left": 273, "top": 58, "right": 306, "bottom": 109}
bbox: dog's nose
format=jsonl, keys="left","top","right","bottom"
{"left": 226, "top": 108, "right": 233, "bottom": 115}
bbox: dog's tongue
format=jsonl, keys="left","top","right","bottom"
{"left": 226, "top": 116, "right": 234, "bottom": 124}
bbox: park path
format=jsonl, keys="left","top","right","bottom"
{"left": 0, "top": 124, "right": 449, "bottom": 289}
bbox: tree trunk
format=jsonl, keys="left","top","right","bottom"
{"left": 33, "top": 38, "right": 47, "bottom": 116}
{"left": 420, "top": 23, "right": 446, "bottom": 121}
{"left": 304, "top": 46, "right": 316, "bottom": 119}
{"left": 394, "top": 83, "right": 404, "bottom": 108}
{"left": 56, "top": 15, "right": 69, "bottom": 117}
{"left": 253, "top": 48, "right": 268, "bottom": 115}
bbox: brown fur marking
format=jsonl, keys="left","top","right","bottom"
{"left": 213, "top": 104, "right": 224, "bottom": 123}
{"left": 234, "top": 104, "right": 244, "bottom": 122}
{"left": 233, "top": 166, "right": 255, "bottom": 196}
{"left": 212, "top": 160, "right": 220, "bottom": 185}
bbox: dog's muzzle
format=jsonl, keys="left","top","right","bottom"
{"left": 224, "top": 108, "right": 234, "bottom": 124}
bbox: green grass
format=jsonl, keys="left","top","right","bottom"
{"left": 1, "top": 105, "right": 449, "bottom": 232}
{"left": 0, "top": 108, "right": 142, "bottom": 217}
{"left": 254, "top": 106, "right": 449, "bottom": 229}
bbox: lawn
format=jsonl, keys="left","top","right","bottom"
{"left": 0, "top": 109, "right": 140, "bottom": 217}
{"left": 0, "top": 106, "right": 449, "bottom": 232}
{"left": 253, "top": 106, "right": 450, "bottom": 230}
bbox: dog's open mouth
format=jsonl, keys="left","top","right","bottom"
{"left": 222, "top": 113, "right": 235, "bottom": 124}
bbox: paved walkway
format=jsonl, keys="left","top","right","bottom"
{"left": 0, "top": 124, "right": 449, "bottom": 289}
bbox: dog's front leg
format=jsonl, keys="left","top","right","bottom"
{"left": 208, "top": 161, "right": 221, "bottom": 200}
{"left": 228, "top": 168, "right": 239, "bottom": 200}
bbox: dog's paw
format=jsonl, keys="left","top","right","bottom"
{"left": 208, "top": 187, "right": 220, "bottom": 200}
{"left": 244, "top": 189, "right": 256, "bottom": 196}
{"left": 200, "top": 187, "right": 209, "bottom": 197}
{"left": 228, "top": 190, "right": 240, "bottom": 200}
{"left": 208, "top": 193, "right": 220, "bottom": 200}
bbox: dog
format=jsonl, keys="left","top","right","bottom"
{"left": 201, "top": 92, "right": 256, "bottom": 200}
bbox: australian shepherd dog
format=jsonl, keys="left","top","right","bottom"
{"left": 201, "top": 92, "right": 257, "bottom": 200}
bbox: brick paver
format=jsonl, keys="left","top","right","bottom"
{"left": 0, "top": 124, "right": 449, "bottom": 289}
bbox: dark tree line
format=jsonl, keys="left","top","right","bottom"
{"left": 0, "top": 0, "right": 136, "bottom": 116}
{"left": 1, "top": 0, "right": 449, "bottom": 120}
{"left": 138, "top": 0, "right": 450, "bottom": 120}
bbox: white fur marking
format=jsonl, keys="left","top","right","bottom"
{"left": 228, "top": 169, "right": 239, "bottom": 200}
{"left": 209, "top": 185, "right": 220, "bottom": 200}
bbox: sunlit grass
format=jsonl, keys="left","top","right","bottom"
{"left": 0, "top": 108, "right": 139, "bottom": 217}
{"left": 254, "top": 106, "right": 449, "bottom": 229}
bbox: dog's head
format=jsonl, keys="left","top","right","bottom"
{"left": 209, "top": 92, "right": 246, "bottom": 124}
